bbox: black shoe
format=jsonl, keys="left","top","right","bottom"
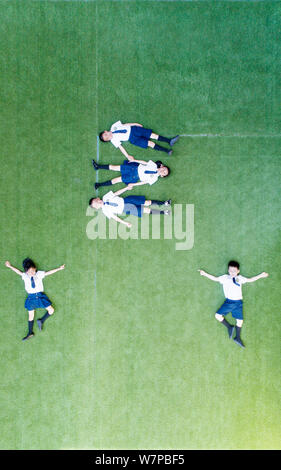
{"left": 22, "top": 333, "right": 34, "bottom": 341}
{"left": 92, "top": 159, "right": 99, "bottom": 170}
{"left": 94, "top": 183, "right": 100, "bottom": 190}
{"left": 170, "top": 135, "right": 179, "bottom": 146}
{"left": 233, "top": 337, "right": 245, "bottom": 348}
{"left": 37, "top": 319, "right": 43, "bottom": 331}
{"left": 164, "top": 210, "right": 171, "bottom": 216}
{"left": 164, "top": 199, "right": 172, "bottom": 206}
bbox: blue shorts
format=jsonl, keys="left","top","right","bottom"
{"left": 129, "top": 126, "right": 153, "bottom": 148}
{"left": 120, "top": 160, "right": 140, "bottom": 184}
{"left": 217, "top": 299, "right": 243, "bottom": 320}
{"left": 123, "top": 195, "right": 146, "bottom": 218}
{"left": 24, "top": 292, "right": 52, "bottom": 311}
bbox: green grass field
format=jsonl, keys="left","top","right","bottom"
{"left": 0, "top": 0, "right": 280, "bottom": 450}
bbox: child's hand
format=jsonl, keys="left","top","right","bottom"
{"left": 60, "top": 264, "right": 65, "bottom": 270}
{"left": 261, "top": 272, "right": 269, "bottom": 278}
{"left": 198, "top": 269, "right": 206, "bottom": 276}
{"left": 127, "top": 183, "right": 134, "bottom": 190}
{"left": 127, "top": 156, "right": 135, "bottom": 162}
{"left": 5, "top": 261, "right": 11, "bottom": 268}
{"left": 126, "top": 222, "right": 132, "bottom": 228}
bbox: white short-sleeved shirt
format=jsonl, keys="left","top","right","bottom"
{"left": 21, "top": 270, "right": 46, "bottom": 294}
{"left": 218, "top": 274, "right": 248, "bottom": 300}
{"left": 110, "top": 120, "right": 131, "bottom": 148}
{"left": 102, "top": 191, "right": 125, "bottom": 219}
{"left": 138, "top": 160, "right": 159, "bottom": 185}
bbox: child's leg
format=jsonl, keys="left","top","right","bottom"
{"left": 95, "top": 176, "right": 121, "bottom": 188}
{"left": 28, "top": 310, "right": 35, "bottom": 321}
{"left": 37, "top": 305, "right": 54, "bottom": 331}
{"left": 148, "top": 140, "right": 172, "bottom": 155}
{"left": 22, "top": 310, "right": 35, "bottom": 340}
{"left": 28, "top": 310, "right": 34, "bottom": 333}
{"left": 143, "top": 202, "right": 169, "bottom": 215}
{"left": 109, "top": 165, "right": 121, "bottom": 171}
{"left": 150, "top": 133, "right": 179, "bottom": 146}
{"left": 233, "top": 319, "right": 245, "bottom": 348}
{"left": 150, "top": 132, "right": 159, "bottom": 140}
{"left": 151, "top": 132, "right": 170, "bottom": 143}
{"left": 46, "top": 305, "right": 54, "bottom": 315}
{"left": 143, "top": 202, "right": 153, "bottom": 215}
{"left": 92, "top": 159, "right": 120, "bottom": 171}
{"left": 215, "top": 313, "right": 234, "bottom": 338}
{"left": 150, "top": 199, "right": 171, "bottom": 206}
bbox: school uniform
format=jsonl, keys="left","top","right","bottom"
{"left": 21, "top": 271, "right": 52, "bottom": 311}
{"left": 110, "top": 121, "right": 153, "bottom": 149}
{"left": 102, "top": 191, "right": 146, "bottom": 219}
{"left": 216, "top": 275, "right": 247, "bottom": 320}
{"left": 120, "top": 159, "right": 159, "bottom": 185}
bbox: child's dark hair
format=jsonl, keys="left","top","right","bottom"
{"left": 156, "top": 161, "right": 171, "bottom": 176}
{"left": 22, "top": 258, "right": 36, "bottom": 272}
{"left": 165, "top": 166, "right": 171, "bottom": 176}
{"left": 89, "top": 198, "right": 95, "bottom": 206}
{"left": 99, "top": 132, "right": 106, "bottom": 142}
{"left": 228, "top": 260, "right": 240, "bottom": 270}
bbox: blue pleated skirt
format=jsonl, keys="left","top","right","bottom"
{"left": 120, "top": 160, "right": 140, "bottom": 184}
{"left": 129, "top": 126, "right": 152, "bottom": 148}
{"left": 24, "top": 292, "right": 52, "bottom": 310}
{"left": 123, "top": 195, "right": 146, "bottom": 218}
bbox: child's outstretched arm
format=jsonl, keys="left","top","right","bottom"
{"left": 5, "top": 261, "right": 23, "bottom": 276}
{"left": 128, "top": 158, "right": 148, "bottom": 164}
{"left": 198, "top": 269, "right": 220, "bottom": 282}
{"left": 124, "top": 123, "right": 143, "bottom": 127}
{"left": 45, "top": 264, "right": 65, "bottom": 276}
{"left": 111, "top": 214, "right": 132, "bottom": 229}
{"left": 129, "top": 181, "right": 147, "bottom": 187}
{"left": 118, "top": 144, "right": 134, "bottom": 161}
{"left": 113, "top": 183, "right": 134, "bottom": 197}
{"left": 243, "top": 272, "right": 269, "bottom": 283}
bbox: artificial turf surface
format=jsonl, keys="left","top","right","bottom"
{"left": 0, "top": 0, "right": 280, "bottom": 450}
